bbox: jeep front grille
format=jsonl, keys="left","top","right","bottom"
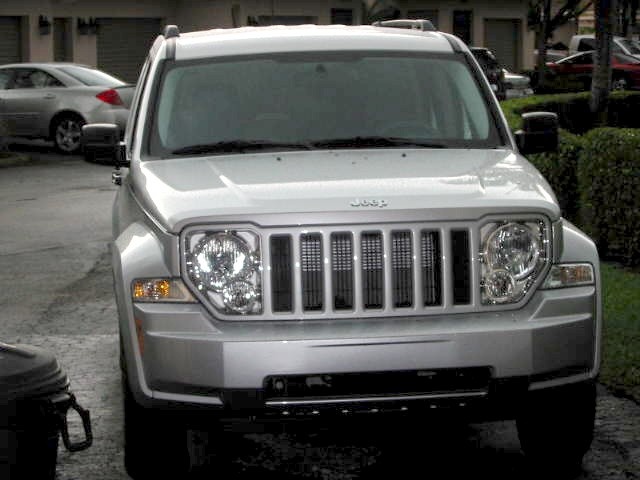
{"left": 264, "top": 225, "right": 474, "bottom": 318}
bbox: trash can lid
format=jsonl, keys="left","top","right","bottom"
{"left": 0, "top": 343, "right": 68, "bottom": 402}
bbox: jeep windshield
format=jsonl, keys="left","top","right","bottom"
{"left": 148, "top": 51, "right": 505, "bottom": 158}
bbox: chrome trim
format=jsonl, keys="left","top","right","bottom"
{"left": 180, "top": 214, "right": 552, "bottom": 321}
{"left": 265, "top": 390, "right": 488, "bottom": 407}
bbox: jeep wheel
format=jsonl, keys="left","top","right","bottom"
{"left": 516, "top": 381, "right": 596, "bottom": 473}
{"left": 122, "top": 373, "right": 190, "bottom": 479}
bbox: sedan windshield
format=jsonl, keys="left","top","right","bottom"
{"left": 149, "top": 51, "right": 503, "bottom": 157}
{"left": 618, "top": 39, "right": 640, "bottom": 55}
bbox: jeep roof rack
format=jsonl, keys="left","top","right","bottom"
{"left": 163, "top": 24, "right": 180, "bottom": 39}
{"left": 372, "top": 19, "right": 436, "bottom": 32}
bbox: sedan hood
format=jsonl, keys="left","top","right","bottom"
{"left": 131, "top": 149, "right": 559, "bottom": 232}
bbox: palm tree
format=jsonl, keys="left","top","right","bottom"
{"left": 590, "top": 0, "right": 617, "bottom": 122}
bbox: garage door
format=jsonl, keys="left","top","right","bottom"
{"left": 0, "top": 17, "right": 22, "bottom": 65}
{"left": 484, "top": 19, "right": 521, "bottom": 72}
{"left": 97, "top": 18, "right": 162, "bottom": 83}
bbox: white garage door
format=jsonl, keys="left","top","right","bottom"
{"left": 0, "top": 17, "right": 22, "bottom": 65}
{"left": 97, "top": 18, "right": 162, "bottom": 83}
{"left": 484, "top": 18, "right": 522, "bottom": 72}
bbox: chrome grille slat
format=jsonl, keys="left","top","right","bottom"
{"left": 451, "top": 229, "right": 471, "bottom": 305}
{"left": 392, "top": 231, "right": 413, "bottom": 308}
{"left": 361, "top": 232, "right": 384, "bottom": 309}
{"left": 270, "top": 235, "right": 292, "bottom": 312}
{"left": 421, "top": 230, "right": 442, "bottom": 307}
{"left": 331, "top": 232, "right": 354, "bottom": 310}
{"left": 301, "top": 233, "right": 323, "bottom": 311}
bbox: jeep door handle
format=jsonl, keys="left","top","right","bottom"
{"left": 43, "top": 93, "right": 56, "bottom": 99}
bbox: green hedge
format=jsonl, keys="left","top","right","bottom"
{"left": 527, "top": 130, "right": 583, "bottom": 223}
{"left": 501, "top": 91, "right": 640, "bottom": 133}
{"left": 578, "top": 129, "right": 640, "bottom": 264}
{"left": 501, "top": 93, "right": 640, "bottom": 265}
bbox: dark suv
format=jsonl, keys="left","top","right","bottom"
{"left": 470, "top": 47, "right": 506, "bottom": 100}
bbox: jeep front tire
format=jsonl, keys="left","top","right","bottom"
{"left": 516, "top": 381, "right": 596, "bottom": 473}
{"left": 122, "top": 372, "right": 190, "bottom": 479}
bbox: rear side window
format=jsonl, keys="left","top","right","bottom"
{"left": 0, "top": 70, "right": 12, "bottom": 89}
{"left": 577, "top": 38, "right": 595, "bottom": 51}
{"left": 58, "top": 66, "right": 125, "bottom": 86}
{"left": 13, "top": 69, "right": 64, "bottom": 89}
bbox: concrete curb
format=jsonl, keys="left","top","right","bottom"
{"left": 0, "top": 153, "right": 31, "bottom": 168}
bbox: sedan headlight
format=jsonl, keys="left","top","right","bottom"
{"left": 481, "top": 220, "right": 548, "bottom": 305}
{"left": 185, "top": 230, "right": 262, "bottom": 314}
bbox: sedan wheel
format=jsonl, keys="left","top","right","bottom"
{"left": 54, "top": 116, "right": 85, "bottom": 154}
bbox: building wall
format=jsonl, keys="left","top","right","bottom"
{"left": 2, "top": 0, "right": 534, "bottom": 69}
{"left": 399, "top": 0, "right": 536, "bottom": 70}
{"left": 1, "top": 0, "right": 175, "bottom": 65}
{"left": 175, "top": 0, "right": 363, "bottom": 32}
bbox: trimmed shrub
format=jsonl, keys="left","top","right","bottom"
{"left": 501, "top": 91, "right": 640, "bottom": 133}
{"left": 578, "top": 128, "right": 640, "bottom": 265}
{"left": 527, "top": 130, "right": 583, "bottom": 223}
{"left": 502, "top": 93, "right": 640, "bottom": 265}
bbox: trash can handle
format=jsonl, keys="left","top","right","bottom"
{"left": 56, "top": 393, "right": 93, "bottom": 452}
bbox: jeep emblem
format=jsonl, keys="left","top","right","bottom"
{"left": 350, "top": 199, "right": 388, "bottom": 208}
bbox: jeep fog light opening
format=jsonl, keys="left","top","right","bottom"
{"left": 186, "top": 231, "right": 262, "bottom": 314}
{"left": 480, "top": 220, "right": 548, "bottom": 305}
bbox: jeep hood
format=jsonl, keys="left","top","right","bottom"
{"left": 131, "top": 149, "right": 559, "bottom": 232}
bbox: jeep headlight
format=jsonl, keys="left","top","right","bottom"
{"left": 185, "top": 231, "right": 262, "bottom": 314}
{"left": 480, "top": 220, "right": 548, "bottom": 305}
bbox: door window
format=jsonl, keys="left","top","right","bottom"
{"left": 571, "top": 53, "right": 594, "bottom": 65}
{"left": 13, "top": 69, "right": 64, "bottom": 89}
{"left": 0, "top": 70, "right": 13, "bottom": 89}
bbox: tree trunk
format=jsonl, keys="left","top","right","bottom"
{"left": 535, "top": 0, "right": 552, "bottom": 90}
{"left": 536, "top": 29, "right": 548, "bottom": 89}
{"left": 590, "top": 0, "right": 616, "bottom": 124}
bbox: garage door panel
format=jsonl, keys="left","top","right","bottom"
{"left": 97, "top": 18, "right": 162, "bottom": 83}
{"left": 484, "top": 19, "right": 521, "bottom": 72}
{"left": 0, "top": 17, "right": 22, "bottom": 65}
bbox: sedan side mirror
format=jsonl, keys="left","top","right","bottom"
{"left": 81, "top": 123, "right": 128, "bottom": 167}
{"left": 515, "top": 112, "right": 559, "bottom": 155}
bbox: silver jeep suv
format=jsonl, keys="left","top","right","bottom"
{"left": 83, "top": 20, "right": 600, "bottom": 478}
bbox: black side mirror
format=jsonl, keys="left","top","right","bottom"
{"left": 81, "top": 124, "right": 128, "bottom": 167}
{"left": 515, "top": 112, "right": 559, "bottom": 155}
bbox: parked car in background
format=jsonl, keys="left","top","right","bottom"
{"left": 470, "top": 47, "right": 506, "bottom": 99}
{"left": 503, "top": 69, "right": 534, "bottom": 99}
{"left": 0, "top": 63, "right": 133, "bottom": 153}
{"left": 546, "top": 51, "right": 640, "bottom": 91}
{"left": 569, "top": 34, "right": 640, "bottom": 59}
{"left": 534, "top": 43, "right": 569, "bottom": 64}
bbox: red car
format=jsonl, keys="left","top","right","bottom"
{"left": 546, "top": 51, "right": 640, "bottom": 91}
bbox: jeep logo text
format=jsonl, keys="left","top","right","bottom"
{"left": 350, "top": 199, "right": 388, "bottom": 208}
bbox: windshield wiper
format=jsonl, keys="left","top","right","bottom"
{"left": 171, "top": 140, "right": 313, "bottom": 155}
{"left": 311, "top": 136, "right": 447, "bottom": 149}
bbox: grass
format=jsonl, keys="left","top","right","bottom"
{"left": 600, "top": 262, "right": 640, "bottom": 402}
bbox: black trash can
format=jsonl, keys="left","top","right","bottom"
{"left": 0, "top": 342, "right": 92, "bottom": 480}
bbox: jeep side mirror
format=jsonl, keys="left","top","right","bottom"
{"left": 81, "top": 124, "right": 128, "bottom": 167}
{"left": 515, "top": 112, "right": 558, "bottom": 155}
